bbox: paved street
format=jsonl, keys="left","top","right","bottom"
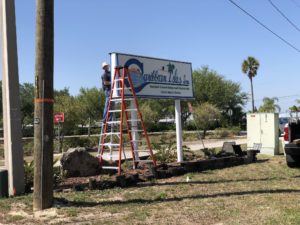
{"left": 185, "top": 137, "right": 247, "bottom": 151}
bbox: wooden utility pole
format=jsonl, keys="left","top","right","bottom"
{"left": 33, "top": 0, "right": 54, "bottom": 210}
{"left": 0, "top": 0, "right": 24, "bottom": 196}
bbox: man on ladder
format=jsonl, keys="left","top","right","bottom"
{"left": 99, "top": 66, "right": 156, "bottom": 175}
{"left": 100, "top": 62, "right": 114, "bottom": 152}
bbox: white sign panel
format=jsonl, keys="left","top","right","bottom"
{"left": 110, "top": 52, "right": 193, "bottom": 99}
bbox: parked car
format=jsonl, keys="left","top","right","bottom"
{"left": 284, "top": 118, "right": 300, "bottom": 167}
{"left": 279, "top": 117, "right": 289, "bottom": 136}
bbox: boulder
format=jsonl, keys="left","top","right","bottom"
{"left": 60, "top": 147, "right": 100, "bottom": 177}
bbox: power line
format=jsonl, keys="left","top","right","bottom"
{"left": 254, "top": 94, "right": 300, "bottom": 102}
{"left": 227, "top": 0, "right": 300, "bottom": 53}
{"left": 268, "top": 0, "right": 300, "bottom": 32}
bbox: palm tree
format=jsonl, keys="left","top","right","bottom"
{"left": 259, "top": 97, "right": 281, "bottom": 113}
{"left": 242, "top": 56, "right": 260, "bottom": 112}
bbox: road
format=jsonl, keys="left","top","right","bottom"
{"left": 185, "top": 137, "right": 247, "bottom": 151}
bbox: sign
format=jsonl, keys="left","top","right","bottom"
{"left": 54, "top": 112, "right": 64, "bottom": 124}
{"left": 110, "top": 52, "right": 193, "bottom": 99}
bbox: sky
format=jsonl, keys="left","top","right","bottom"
{"left": 7, "top": 0, "right": 300, "bottom": 113}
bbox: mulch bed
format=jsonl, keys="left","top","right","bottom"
{"left": 55, "top": 154, "right": 253, "bottom": 192}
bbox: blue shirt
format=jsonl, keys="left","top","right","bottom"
{"left": 101, "top": 71, "right": 111, "bottom": 91}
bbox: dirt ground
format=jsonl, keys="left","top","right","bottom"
{"left": 1, "top": 154, "right": 300, "bottom": 225}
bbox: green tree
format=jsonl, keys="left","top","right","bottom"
{"left": 193, "top": 102, "right": 221, "bottom": 138}
{"left": 259, "top": 97, "right": 281, "bottom": 113}
{"left": 289, "top": 105, "right": 299, "bottom": 113}
{"left": 139, "top": 98, "right": 174, "bottom": 130}
{"left": 19, "top": 83, "right": 35, "bottom": 129}
{"left": 289, "top": 99, "right": 300, "bottom": 115}
{"left": 242, "top": 56, "right": 260, "bottom": 112}
{"left": 0, "top": 81, "right": 35, "bottom": 132}
{"left": 192, "top": 66, "right": 246, "bottom": 126}
{"left": 54, "top": 88, "right": 78, "bottom": 135}
{"left": 76, "top": 87, "right": 105, "bottom": 136}
{"left": 140, "top": 103, "right": 160, "bottom": 130}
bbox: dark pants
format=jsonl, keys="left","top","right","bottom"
{"left": 102, "top": 89, "right": 113, "bottom": 123}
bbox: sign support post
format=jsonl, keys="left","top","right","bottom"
{"left": 175, "top": 100, "right": 183, "bottom": 162}
{"left": 0, "top": 0, "right": 24, "bottom": 195}
{"left": 131, "top": 100, "right": 139, "bottom": 160}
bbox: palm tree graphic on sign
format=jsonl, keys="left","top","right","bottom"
{"left": 167, "top": 63, "right": 175, "bottom": 81}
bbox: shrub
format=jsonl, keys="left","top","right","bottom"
{"left": 23, "top": 140, "right": 34, "bottom": 156}
{"left": 152, "top": 139, "right": 190, "bottom": 163}
{"left": 193, "top": 103, "right": 221, "bottom": 138}
{"left": 54, "top": 136, "right": 99, "bottom": 152}
{"left": 214, "top": 126, "right": 241, "bottom": 138}
{"left": 184, "top": 121, "right": 197, "bottom": 131}
{"left": 24, "top": 160, "right": 34, "bottom": 193}
{"left": 24, "top": 159, "right": 63, "bottom": 193}
{"left": 201, "top": 148, "right": 234, "bottom": 158}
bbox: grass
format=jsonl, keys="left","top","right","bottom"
{"left": 1, "top": 154, "right": 300, "bottom": 224}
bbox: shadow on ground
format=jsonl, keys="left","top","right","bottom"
{"left": 55, "top": 188, "right": 300, "bottom": 208}
{"left": 136, "top": 176, "right": 288, "bottom": 187}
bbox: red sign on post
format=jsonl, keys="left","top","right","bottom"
{"left": 54, "top": 112, "right": 64, "bottom": 124}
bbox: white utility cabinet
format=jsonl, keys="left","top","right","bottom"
{"left": 247, "top": 113, "right": 279, "bottom": 155}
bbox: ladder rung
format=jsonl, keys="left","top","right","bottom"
{"left": 114, "top": 77, "right": 128, "bottom": 82}
{"left": 133, "top": 150, "right": 150, "bottom": 152}
{"left": 129, "top": 129, "right": 144, "bottom": 132}
{"left": 101, "top": 166, "right": 119, "bottom": 170}
{"left": 115, "top": 87, "right": 131, "bottom": 90}
{"left": 127, "top": 119, "right": 141, "bottom": 122}
{"left": 106, "top": 121, "right": 121, "bottom": 124}
{"left": 108, "top": 109, "right": 137, "bottom": 112}
{"left": 99, "top": 143, "right": 120, "bottom": 146}
{"left": 110, "top": 98, "right": 134, "bottom": 102}
{"left": 100, "top": 132, "right": 120, "bottom": 136}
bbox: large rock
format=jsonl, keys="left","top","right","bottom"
{"left": 60, "top": 147, "right": 100, "bottom": 177}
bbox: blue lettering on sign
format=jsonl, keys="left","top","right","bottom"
{"left": 124, "top": 58, "right": 189, "bottom": 93}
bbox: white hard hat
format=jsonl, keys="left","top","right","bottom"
{"left": 102, "top": 62, "right": 109, "bottom": 69}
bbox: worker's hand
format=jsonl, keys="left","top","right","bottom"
{"left": 104, "top": 80, "right": 111, "bottom": 85}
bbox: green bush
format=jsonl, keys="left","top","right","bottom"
{"left": 182, "top": 132, "right": 200, "bottom": 142}
{"left": 214, "top": 126, "right": 241, "bottom": 138}
{"left": 152, "top": 139, "right": 191, "bottom": 163}
{"left": 147, "top": 123, "right": 175, "bottom": 132}
{"left": 22, "top": 127, "right": 34, "bottom": 137}
{"left": 201, "top": 148, "right": 234, "bottom": 158}
{"left": 24, "top": 161, "right": 34, "bottom": 193}
{"left": 24, "top": 159, "right": 63, "bottom": 193}
{"left": 55, "top": 136, "right": 99, "bottom": 152}
{"left": 23, "top": 140, "right": 34, "bottom": 156}
{"left": 183, "top": 121, "right": 197, "bottom": 131}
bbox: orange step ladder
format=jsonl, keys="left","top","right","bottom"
{"left": 98, "top": 66, "right": 156, "bottom": 175}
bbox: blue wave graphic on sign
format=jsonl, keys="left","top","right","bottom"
{"left": 124, "top": 58, "right": 149, "bottom": 93}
